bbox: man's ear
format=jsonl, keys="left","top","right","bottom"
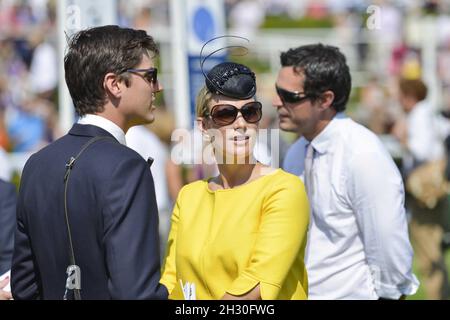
{"left": 319, "top": 90, "right": 335, "bottom": 110}
{"left": 103, "top": 73, "right": 123, "bottom": 98}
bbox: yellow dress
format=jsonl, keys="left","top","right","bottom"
{"left": 160, "top": 168, "right": 309, "bottom": 300}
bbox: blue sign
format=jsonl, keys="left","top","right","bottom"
{"left": 192, "top": 7, "right": 215, "bottom": 42}
{"left": 187, "top": 2, "right": 226, "bottom": 127}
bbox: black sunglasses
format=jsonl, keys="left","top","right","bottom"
{"left": 275, "top": 85, "right": 314, "bottom": 104}
{"left": 206, "top": 101, "right": 262, "bottom": 126}
{"left": 126, "top": 67, "right": 158, "bottom": 85}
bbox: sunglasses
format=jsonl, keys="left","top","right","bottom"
{"left": 206, "top": 101, "right": 262, "bottom": 126}
{"left": 275, "top": 85, "right": 314, "bottom": 104}
{"left": 126, "top": 67, "right": 158, "bottom": 85}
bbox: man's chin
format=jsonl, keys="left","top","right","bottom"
{"left": 278, "top": 119, "right": 298, "bottom": 133}
{"left": 129, "top": 116, "right": 155, "bottom": 129}
{"left": 146, "top": 116, "right": 155, "bottom": 124}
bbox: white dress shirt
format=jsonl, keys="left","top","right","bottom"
{"left": 77, "top": 114, "right": 127, "bottom": 146}
{"left": 284, "top": 113, "right": 419, "bottom": 300}
{"left": 126, "top": 125, "right": 170, "bottom": 212}
{"left": 0, "top": 147, "right": 12, "bottom": 181}
{"left": 406, "top": 100, "right": 445, "bottom": 163}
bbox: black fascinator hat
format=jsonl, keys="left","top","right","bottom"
{"left": 205, "top": 62, "right": 256, "bottom": 99}
{"left": 200, "top": 36, "right": 256, "bottom": 100}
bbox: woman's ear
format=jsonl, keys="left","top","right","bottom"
{"left": 197, "top": 117, "right": 213, "bottom": 142}
{"left": 197, "top": 117, "right": 209, "bottom": 134}
{"left": 103, "top": 73, "right": 123, "bottom": 99}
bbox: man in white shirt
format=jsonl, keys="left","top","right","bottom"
{"left": 0, "top": 147, "right": 12, "bottom": 182}
{"left": 274, "top": 44, "right": 419, "bottom": 299}
{"left": 393, "top": 78, "right": 449, "bottom": 299}
{"left": 126, "top": 125, "right": 171, "bottom": 257}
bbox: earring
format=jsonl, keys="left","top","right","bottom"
{"left": 203, "top": 134, "right": 215, "bottom": 143}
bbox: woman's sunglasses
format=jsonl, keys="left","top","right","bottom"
{"left": 206, "top": 101, "right": 262, "bottom": 126}
{"left": 275, "top": 85, "right": 314, "bottom": 104}
{"left": 126, "top": 67, "right": 158, "bottom": 85}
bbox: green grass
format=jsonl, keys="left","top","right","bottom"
{"left": 228, "top": 55, "right": 271, "bottom": 74}
{"left": 261, "top": 15, "right": 334, "bottom": 29}
{"left": 408, "top": 250, "right": 450, "bottom": 300}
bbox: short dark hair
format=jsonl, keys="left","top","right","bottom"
{"left": 398, "top": 78, "right": 428, "bottom": 102}
{"left": 280, "top": 43, "right": 351, "bottom": 112}
{"left": 64, "top": 25, "right": 159, "bottom": 116}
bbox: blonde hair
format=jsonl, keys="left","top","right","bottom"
{"left": 196, "top": 85, "right": 214, "bottom": 118}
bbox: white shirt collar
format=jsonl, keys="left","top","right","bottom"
{"left": 309, "top": 112, "right": 347, "bottom": 154}
{"left": 77, "top": 114, "right": 127, "bottom": 146}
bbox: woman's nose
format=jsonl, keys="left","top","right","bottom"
{"left": 233, "top": 113, "right": 247, "bottom": 130}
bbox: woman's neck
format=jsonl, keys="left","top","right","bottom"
{"left": 215, "top": 160, "right": 260, "bottom": 189}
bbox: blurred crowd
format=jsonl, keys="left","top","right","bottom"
{"left": 1, "top": 0, "right": 450, "bottom": 299}
{"left": 0, "top": 1, "right": 57, "bottom": 154}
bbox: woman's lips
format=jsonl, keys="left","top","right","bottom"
{"left": 232, "top": 136, "right": 250, "bottom": 141}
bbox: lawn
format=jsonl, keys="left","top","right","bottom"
{"left": 408, "top": 249, "right": 450, "bottom": 300}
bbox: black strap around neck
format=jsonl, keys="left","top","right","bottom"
{"left": 63, "top": 136, "right": 117, "bottom": 300}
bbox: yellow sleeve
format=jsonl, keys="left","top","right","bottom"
{"left": 226, "top": 176, "right": 309, "bottom": 299}
{"left": 160, "top": 187, "right": 182, "bottom": 295}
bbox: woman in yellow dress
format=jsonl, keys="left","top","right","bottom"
{"left": 160, "top": 61, "right": 309, "bottom": 300}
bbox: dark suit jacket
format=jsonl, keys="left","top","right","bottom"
{"left": 445, "top": 134, "right": 450, "bottom": 180}
{"left": 11, "top": 124, "right": 168, "bottom": 300}
{"left": 0, "top": 179, "right": 16, "bottom": 275}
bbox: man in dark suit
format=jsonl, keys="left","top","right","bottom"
{"left": 0, "top": 179, "right": 16, "bottom": 300}
{"left": 11, "top": 25, "right": 168, "bottom": 300}
{"left": 0, "top": 179, "right": 16, "bottom": 275}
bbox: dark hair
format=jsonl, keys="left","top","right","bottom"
{"left": 398, "top": 78, "right": 428, "bottom": 102}
{"left": 64, "top": 25, "right": 158, "bottom": 116}
{"left": 280, "top": 43, "right": 351, "bottom": 112}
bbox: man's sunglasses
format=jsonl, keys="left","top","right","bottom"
{"left": 125, "top": 67, "right": 158, "bottom": 85}
{"left": 205, "top": 101, "right": 262, "bottom": 126}
{"left": 275, "top": 85, "right": 315, "bottom": 104}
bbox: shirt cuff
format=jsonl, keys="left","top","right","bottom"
{"left": 226, "top": 272, "right": 281, "bottom": 300}
{"left": 374, "top": 275, "right": 420, "bottom": 299}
